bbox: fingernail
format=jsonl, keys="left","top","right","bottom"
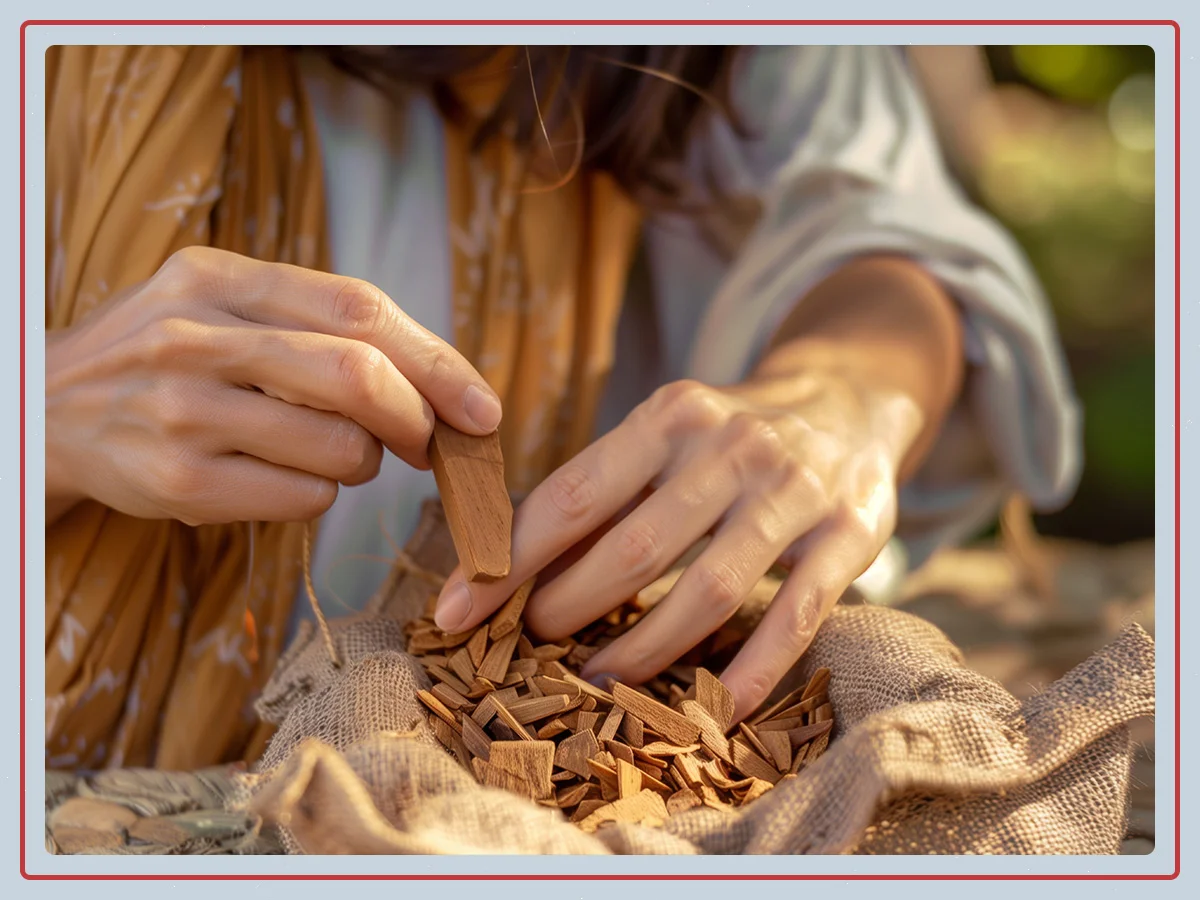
{"left": 435, "top": 581, "right": 473, "bottom": 632}
{"left": 464, "top": 384, "right": 503, "bottom": 432}
{"left": 585, "top": 671, "right": 619, "bottom": 691}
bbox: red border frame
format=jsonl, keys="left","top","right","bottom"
{"left": 19, "top": 18, "right": 1181, "bottom": 881}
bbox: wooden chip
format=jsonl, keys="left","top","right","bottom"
{"left": 617, "top": 759, "right": 644, "bottom": 800}
{"left": 587, "top": 756, "right": 620, "bottom": 784}
{"left": 695, "top": 667, "right": 735, "bottom": 732}
{"left": 674, "top": 753, "right": 703, "bottom": 788}
{"left": 737, "top": 723, "right": 775, "bottom": 763}
{"left": 518, "top": 634, "right": 536, "bottom": 659}
{"left": 525, "top": 676, "right": 544, "bottom": 697}
{"left": 428, "top": 665, "right": 472, "bottom": 697}
{"left": 489, "top": 740, "right": 556, "bottom": 800}
{"left": 786, "top": 719, "right": 834, "bottom": 749}
{"left": 748, "top": 684, "right": 809, "bottom": 727}
{"left": 431, "top": 716, "right": 472, "bottom": 769}
{"left": 577, "top": 789, "right": 669, "bottom": 833}
{"left": 430, "top": 682, "right": 472, "bottom": 710}
{"left": 417, "top": 690, "right": 461, "bottom": 732}
{"left": 481, "top": 761, "right": 537, "bottom": 800}
{"left": 508, "top": 658, "right": 540, "bottom": 679}
{"left": 466, "top": 677, "right": 496, "bottom": 699}
{"left": 666, "top": 789, "right": 702, "bottom": 816}
{"left": 460, "top": 714, "right": 492, "bottom": 761}
{"left": 814, "top": 702, "right": 833, "bottom": 723}
{"left": 612, "top": 684, "right": 700, "bottom": 747}
{"left": 551, "top": 770, "right": 577, "bottom": 783}
{"left": 605, "top": 740, "right": 635, "bottom": 766}
{"left": 805, "top": 731, "right": 830, "bottom": 764}
{"left": 739, "top": 777, "right": 774, "bottom": 804}
{"left": 620, "top": 713, "right": 644, "bottom": 749}
{"left": 476, "top": 626, "right": 522, "bottom": 684}
{"left": 678, "top": 700, "right": 732, "bottom": 764}
{"left": 470, "top": 688, "right": 519, "bottom": 726}
{"left": 639, "top": 741, "right": 703, "bottom": 757}
{"left": 729, "top": 738, "right": 782, "bottom": 785}
{"left": 580, "top": 696, "right": 599, "bottom": 713}
{"left": 758, "top": 729, "right": 792, "bottom": 771}
{"left": 536, "top": 719, "right": 570, "bottom": 739}
{"left": 442, "top": 626, "right": 477, "bottom": 648}
{"left": 490, "top": 695, "right": 535, "bottom": 740}
{"left": 556, "top": 782, "right": 596, "bottom": 809}
{"left": 754, "top": 715, "right": 806, "bottom": 733}
{"left": 597, "top": 706, "right": 625, "bottom": 742}
{"left": 466, "top": 628, "right": 489, "bottom": 669}
{"left": 490, "top": 576, "right": 536, "bottom": 640}
{"left": 801, "top": 667, "right": 831, "bottom": 702}
{"left": 531, "top": 643, "right": 572, "bottom": 661}
{"left": 428, "top": 421, "right": 512, "bottom": 583}
{"left": 447, "top": 648, "right": 477, "bottom": 686}
{"left": 563, "top": 673, "right": 614, "bottom": 704}
{"left": 630, "top": 748, "right": 670, "bottom": 769}
{"left": 50, "top": 798, "right": 138, "bottom": 834}
{"left": 576, "top": 711, "right": 602, "bottom": 734}
{"left": 506, "top": 693, "right": 578, "bottom": 725}
{"left": 555, "top": 730, "right": 600, "bottom": 779}
{"left": 533, "top": 676, "right": 581, "bottom": 699}
{"left": 788, "top": 743, "right": 808, "bottom": 775}
{"left": 570, "top": 799, "right": 609, "bottom": 823}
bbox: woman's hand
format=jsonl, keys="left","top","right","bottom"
{"left": 46, "top": 246, "right": 502, "bottom": 527}
{"left": 435, "top": 372, "right": 921, "bottom": 721}
{"left": 433, "top": 256, "right": 963, "bottom": 722}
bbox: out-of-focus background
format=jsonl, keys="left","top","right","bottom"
{"left": 903, "top": 45, "right": 1156, "bottom": 855}
{"left": 910, "top": 44, "right": 1156, "bottom": 544}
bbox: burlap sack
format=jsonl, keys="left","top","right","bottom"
{"left": 236, "top": 502, "right": 1155, "bottom": 855}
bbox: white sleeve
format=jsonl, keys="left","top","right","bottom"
{"left": 652, "top": 45, "right": 1083, "bottom": 565}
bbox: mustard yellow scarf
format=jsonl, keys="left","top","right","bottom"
{"left": 45, "top": 45, "right": 641, "bottom": 770}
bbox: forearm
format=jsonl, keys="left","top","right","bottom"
{"left": 745, "top": 255, "right": 965, "bottom": 483}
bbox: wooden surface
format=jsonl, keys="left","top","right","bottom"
{"left": 428, "top": 421, "right": 512, "bottom": 582}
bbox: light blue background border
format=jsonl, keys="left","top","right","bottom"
{"left": 10, "top": 0, "right": 1189, "bottom": 894}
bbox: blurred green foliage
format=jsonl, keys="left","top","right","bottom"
{"left": 981, "top": 46, "right": 1156, "bottom": 542}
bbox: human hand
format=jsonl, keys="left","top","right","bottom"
{"left": 432, "top": 372, "right": 923, "bottom": 722}
{"left": 46, "top": 246, "right": 501, "bottom": 526}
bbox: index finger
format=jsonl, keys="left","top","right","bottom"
{"left": 190, "top": 251, "right": 503, "bottom": 436}
{"left": 432, "top": 419, "right": 670, "bottom": 634}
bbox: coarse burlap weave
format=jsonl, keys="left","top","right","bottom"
{"left": 235, "top": 501, "right": 1155, "bottom": 855}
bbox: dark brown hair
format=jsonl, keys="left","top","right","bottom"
{"left": 321, "top": 46, "right": 745, "bottom": 204}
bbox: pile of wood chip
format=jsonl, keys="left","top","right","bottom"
{"left": 405, "top": 578, "right": 834, "bottom": 833}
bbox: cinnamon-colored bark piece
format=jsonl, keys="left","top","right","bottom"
{"left": 489, "top": 741, "right": 556, "bottom": 800}
{"left": 729, "top": 738, "right": 782, "bottom": 785}
{"left": 758, "top": 729, "right": 792, "bottom": 772}
{"left": 489, "top": 577, "right": 536, "bottom": 639}
{"left": 428, "top": 421, "right": 512, "bottom": 583}
{"left": 611, "top": 684, "right": 700, "bottom": 746}
{"left": 694, "top": 667, "right": 735, "bottom": 732}
{"left": 461, "top": 713, "right": 492, "bottom": 761}
{"left": 466, "top": 628, "right": 489, "bottom": 669}
{"left": 475, "top": 627, "right": 522, "bottom": 685}
{"left": 555, "top": 729, "right": 600, "bottom": 779}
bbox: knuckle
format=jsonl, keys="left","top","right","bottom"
{"left": 741, "top": 672, "right": 776, "bottom": 711}
{"left": 546, "top": 464, "right": 597, "bottom": 522}
{"left": 331, "top": 342, "right": 386, "bottom": 405}
{"left": 782, "top": 593, "right": 827, "bottom": 649}
{"left": 327, "top": 419, "right": 375, "bottom": 476}
{"left": 154, "top": 452, "right": 208, "bottom": 505}
{"left": 155, "top": 246, "right": 208, "bottom": 289}
{"left": 614, "top": 519, "right": 664, "bottom": 577}
{"left": 693, "top": 560, "right": 744, "bottom": 615}
{"left": 728, "top": 415, "right": 788, "bottom": 469}
{"left": 332, "top": 278, "right": 388, "bottom": 337}
{"left": 653, "top": 379, "right": 724, "bottom": 432}
{"left": 134, "top": 317, "right": 191, "bottom": 366}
